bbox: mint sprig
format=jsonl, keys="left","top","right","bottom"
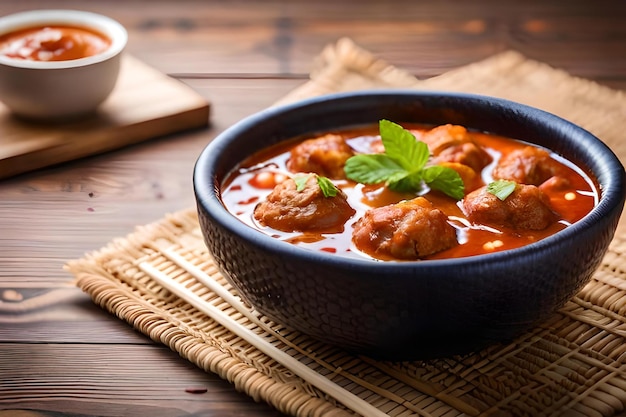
{"left": 380, "top": 119, "right": 429, "bottom": 170}
{"left": 343, "top": 120, "right": 465, "bottom": 200}
{"left": 487, "top": 179, "right": 517, "bottom": 201}
{"left": 293, "top": 174, "right": 310, "bottom": 192}
{"left": 293, "top": 173, "right": 339, "bottom": 198}
{"left": 316, "top": 175, "right": 339, "bottom": 197}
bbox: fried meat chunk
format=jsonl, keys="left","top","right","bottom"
{"left": 352, "top": 197, "right": 457, "bottom": 260}
{"left": 254, "top": 174, "right": 355, "bottom": 233}
{"left": 422, "top": 124, "right": 492, "bottom": 172}
{"left": 286, "top": 134, "right": 354, "bottom": 179}
{"left": 492, "top": 146, "right": 565, "bottom": 186}
{"left": 462, "top": 183, "right": 558, "bottom": 230}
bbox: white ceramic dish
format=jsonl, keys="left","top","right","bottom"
{"left": 0, "top": 9, "right": 127, "bottom": 120}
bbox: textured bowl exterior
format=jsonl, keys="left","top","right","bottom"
{"left": 194, "top": 91, "right": 625, "bottom": 360}
{"left": 0, "top": 10, "right": 127, "bottom": 120}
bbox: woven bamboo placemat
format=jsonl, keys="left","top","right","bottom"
{"left": 67, "top": 38, "right": 626, "bottom": 417}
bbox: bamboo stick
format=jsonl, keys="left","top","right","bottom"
{"left": 160, "top": 248, "right": 260, "bottom": 322}
{"left": 139, "top": 261, "right": 389, "bottom": 417}
{"left": 159, "top": 247, "right": 444, "bottom": 417}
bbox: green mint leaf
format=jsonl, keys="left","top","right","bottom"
{"left": 344, "top": 154, "right": 405, "bottom": 184}
{"left": 487, "top": 179, "right": 517, "bottom": 201}
{"left": 422, "top": 165, "right": 465, "bottom": 200}
{"left": 316, "top": 175, "right": 339, "bottom": 197}
{"left": 293, "top": 174, "right": 312, "bottom": 191}
{"left": 379, "top": 119, "right": 429, "bottom": 170}
{"left": 342, "top": 120, "right": 466, "bottom": 200}
{"left": 387, "top": 171, "right": 424, "bottom": 193}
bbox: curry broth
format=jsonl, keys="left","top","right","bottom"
{"left": 0, "top": 25, "right": 111, "bottom": 61}
{"left": 221, "top": 123, "right": 598, "bottom": 261}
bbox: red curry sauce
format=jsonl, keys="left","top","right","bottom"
{"left": 0, "top": 25, "right": 110, "bottom": 61}
{"left": 221, "top": 124, "right": 598, "bottom": 261}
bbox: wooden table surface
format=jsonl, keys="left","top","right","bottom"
{"left": 1, "top": 1, "right": 625, "bottom": 416}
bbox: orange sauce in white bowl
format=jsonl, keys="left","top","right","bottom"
{"left": 0, "top": 25, "right": 111, "bottom": 61}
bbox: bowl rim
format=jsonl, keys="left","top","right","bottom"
{"left": 0, "top": 9, "right": 127, "bottom": 69}
{"left": 194, "top": 90, "right": 626, "bottom": 271}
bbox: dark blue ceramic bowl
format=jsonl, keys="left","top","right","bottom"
{"left": 193, "top": 91, "right": 625, "bottom": 360}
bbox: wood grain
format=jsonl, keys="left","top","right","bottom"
{"left": 0, "top": 344, "right": 285, "bottom": 417}
{"left": 1, "top": 0, "right": 624, "bottom": 84}
{"left": 0, "top": 0, "right": 624, "bottom": 416}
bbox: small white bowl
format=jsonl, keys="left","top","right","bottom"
{"left": 0, "top": 10, "right": 127, "bottom": 120}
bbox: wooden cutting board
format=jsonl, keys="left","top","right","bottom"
{"left": 0, "top": 54, "right": 210, "bottom": 180}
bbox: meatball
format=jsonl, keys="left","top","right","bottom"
{"left": 462, "top": 184, "right": 558, "bottom": 230}
{"left": 254, "top": 174, "right": 355, "bottom": 233}
{"left": 286, "top": 134, "right": 354, "bottom": 179}
{"left": 422, "top": 124, "right": 492, "bottom": 172}
{"left": 492, "top": 146, "right": 564, "bottom": 186}
{"left": 539, "top": 175, "right": 571, "bottom": 193}
{"left": 352, "top": 197, "right": 457, "bottom": 260}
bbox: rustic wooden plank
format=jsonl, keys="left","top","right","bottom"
{"left": 0, "top": 343, "right": 287, "bottom": 417}
{"left": 0, "top": 286, "right": 152, "bottom": 344}
{"left": 133, "top": 12, "right": 626, "bottom": 84}
{"left": 0, "top": 0, "right": 623, "bottom": 84}
{"left": 0, "top": 316, "right": 147, "bottom": 345}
